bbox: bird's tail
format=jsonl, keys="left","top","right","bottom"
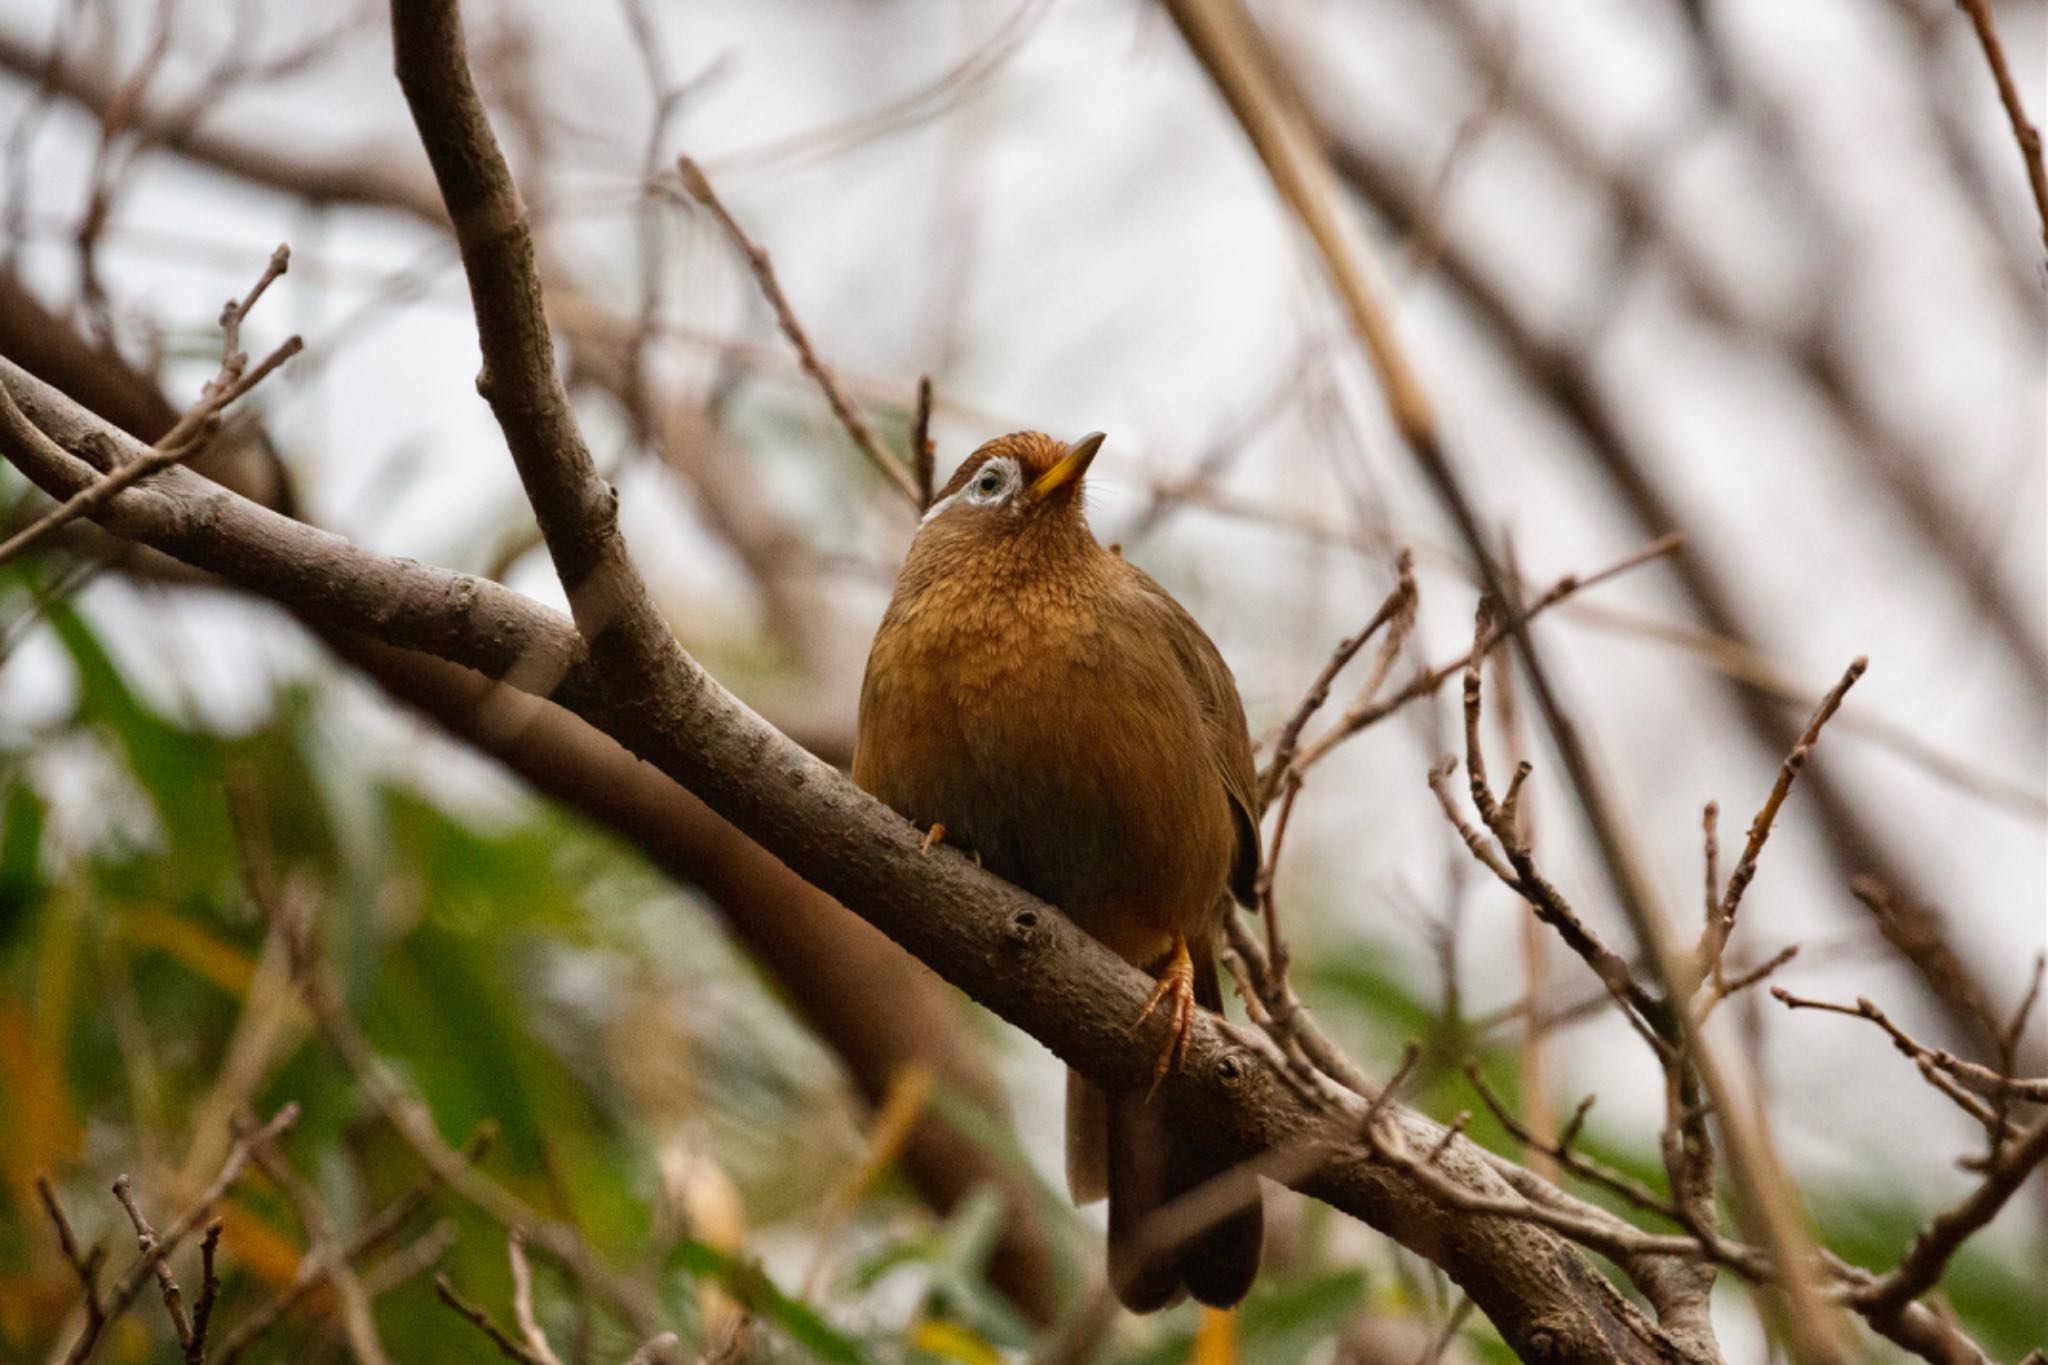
{"left": 1064, "top": 941, "right": 1263, "bottom": 1312}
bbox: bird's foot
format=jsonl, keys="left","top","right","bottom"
{"left": 920, "top": 822, "right": 947, "bottom": 856}
{"left": 1131, "top": 935, "right": 1196, "bottom": 1100}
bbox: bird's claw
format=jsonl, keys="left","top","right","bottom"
{"left": 1131, "top": 937, "right": 1196, "bottom": 1100}
{"left": 920, "top": 822, "right": 947, "bottom": 856}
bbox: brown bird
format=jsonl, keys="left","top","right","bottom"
{"left": 854, "top": 430, "right": 1263, "bottom": 1311}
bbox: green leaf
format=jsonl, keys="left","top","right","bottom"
{"left": 671, "top": 1239, "right": 869, "bottom": 1364}
{"left": 1235, "top": 1265, "right": 1373, "bottom": 1365}
{"left": 0, "top": 779, "right": 45, "bottom": 952}
{"left": 46, "top": 603, "right": 233, "bottom": 865}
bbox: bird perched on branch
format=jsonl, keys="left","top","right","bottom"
{"left": 855, "top": 430, "right": 1263, "bottom": 1311}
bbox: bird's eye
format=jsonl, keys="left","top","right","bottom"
{"left": 975, "top": 469, "right": 1004, "bottom": 496}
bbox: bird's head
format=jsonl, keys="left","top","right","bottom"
{"left": 917, "top": 430, "right": 1104, "bottom": 539}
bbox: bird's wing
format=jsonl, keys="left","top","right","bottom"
{"left": 1124, "top": 565, "right": 1263, "bottom": 908}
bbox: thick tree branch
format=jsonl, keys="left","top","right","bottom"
{"left": 389, "top": 0, "right": 641, "bottom": 640}
{"left": 0, "top": 360, "right": 587, "bottom": 691}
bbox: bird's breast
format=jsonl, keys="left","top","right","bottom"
{"left": 857, "top": 575, "right": 1233, "bottom": 960}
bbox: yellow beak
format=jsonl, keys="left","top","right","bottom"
{"left": 1030, "top": 431, "right": 1105, "bottom": 499}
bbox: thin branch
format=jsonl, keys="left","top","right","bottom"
{"left": 507, "top": 1233, "right": 566, "bottom": 1365}
{"left": 1463, "top": 1067, "right": 1684, "bottom": 1226}
{"left": 1253, "top": 551, "right": 1417, "bottom": 1002}
{"left": 1439, "top": 608, "right": 1661, "bottom": 1030}
{"left": 112, "top": 1175, "right": 194, "bottom": 1352}
{"left": 0, "top": 241, "right": 299, "bottom": 570}
{"left": 1855, "top": 1114, "right": 2048, "bottom": 1321}
{"left": 1259, "top": 548, "right": 1415, "bottom": 806}
{"left": 1696, "top": 944, "right": 1801, "bottom": 1025}
{"left": 37, "top": 1178, "right": 107, "bottom": 1355}
{"left": 676, "top": 155, "right": 921, "bottom": 507}
{"left": 910, "top": 373, "right": 937, "bottom": 510}
{"left": 0, "top": 345, "right": 291, "bottom": 569}
{"left": 356, "top": 1219, "right": 460, "bottom": 1297}
{"left": 1291, "top": 534, "right": 1680, "bottom": 774}
{"left": 1953, "top": 0, "right": 2048, "bottom": 261}
{"left": 0, "top": 360, "right": 590, "bottom": 697}
{"left": 183, "top": 1223, "right": 223, "bottom": 1365}
{"left": 1713, "top": 659, "right": 1867, "bottom": 934}
{"left": 240, "top": 1115, "right": 391, "bottom": 1365}
{"left": 215, "top": 1126, "right": 494, "bottom": 1363}
{"left": 435, "top": 1272, "right": 544, "bottom": 1365}
{"left": 55, "top": 1105, "right": 299, "bottom": 1365}
{"left": 1771, "top": 990, "right": 2048, "bottom": 1105}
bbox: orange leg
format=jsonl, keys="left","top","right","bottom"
{"left": 1130, "top": 934, "right": 1196, "bottom": 1097}
{"left": 920, "top": 822, "right": 947, "bottom": 856}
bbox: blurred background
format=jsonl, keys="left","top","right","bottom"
{"left": 0, "top": 0, "right": 2042, "bottom": 1360}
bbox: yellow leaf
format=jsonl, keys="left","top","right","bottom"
{"left": 0, "top": 1004, "right": 79, "bottom": 1214}
{"left": 122, "top": 908, "right": 256, "bottom": 996}
{"left": 217, "top": 1201, "right": 309, "bottom": 1290}
{"left": 909, "top": 1319, "right": 1003, "bottom": 1365}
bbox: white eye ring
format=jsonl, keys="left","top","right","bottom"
{"left": 920, "top": 455, "right": 1020, "bottom": 525}
{"left": 965, "top": 459, "right": 1016, "bottom": 505}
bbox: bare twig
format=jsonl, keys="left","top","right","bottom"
{"left": 1259, "top": 549, "right": 1415, "bottom": 806}
{"left": 676, "top": 156, "right": 921, "bottom": 507}
{"left": 507, "top": 1232, "right": 567, "bottom": 1365}
{"left": 1291, "top": 535, "right": 1680, "bottom": 774}
{"left": 357, "top": 1220, "right": 461, "bottom": 1298}
{"left": 436, "top": 1272, "right": 545, "bottom": 1365}
{"left": 911, "top": 373, "right": 937, "bottom": 510}
{"left": 1464, "top": 1067, "right": 1684, "bottom": 1225}
{"left": 1252, "top": 551, "right": 1417, "bottom": 1002}
{"left": 1953, "top": 0, "right": 2048, "bottom": 260}
{"left": 1225, "top": 912, "right": 1379, "bottom": 1102}
{"left": 0, "top": 243, "right": 298, "bottom": 570}
{"left": 53, "top": 1105, "right": 298, "bottom": 1365}
{"left": 1711, "top": 659, "right": 1867, "bottom": 939}
{"left": 183, "top": 1223, "right": 223, "bottom": 1365}
{"left": 1701, "top": 804, "right": 1720, "bottom": 936}
{"left": 1771, "top": 990, "right": 2048, "bottom": 1106}
{"left": 108, "top": 1182, "right": 183, "bottom": 1351}
{"left": 36, "top": 1178, "right": 107, "bottom": 1354}
{"left": 240, "top": 1115, "right": 391, "bottom": 1365}
{"left": 215, "top": 1126, "right": 494, "bottom": 1362}
{"left": 1696, "top": 945, "right": 1801, "bottom": 1025}
{"left": 1854, "top": 1113, "right": 2048, "bottom": 1323}
{"left": 1437, "top": 607, "right": 1661, "bottom": 1031}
